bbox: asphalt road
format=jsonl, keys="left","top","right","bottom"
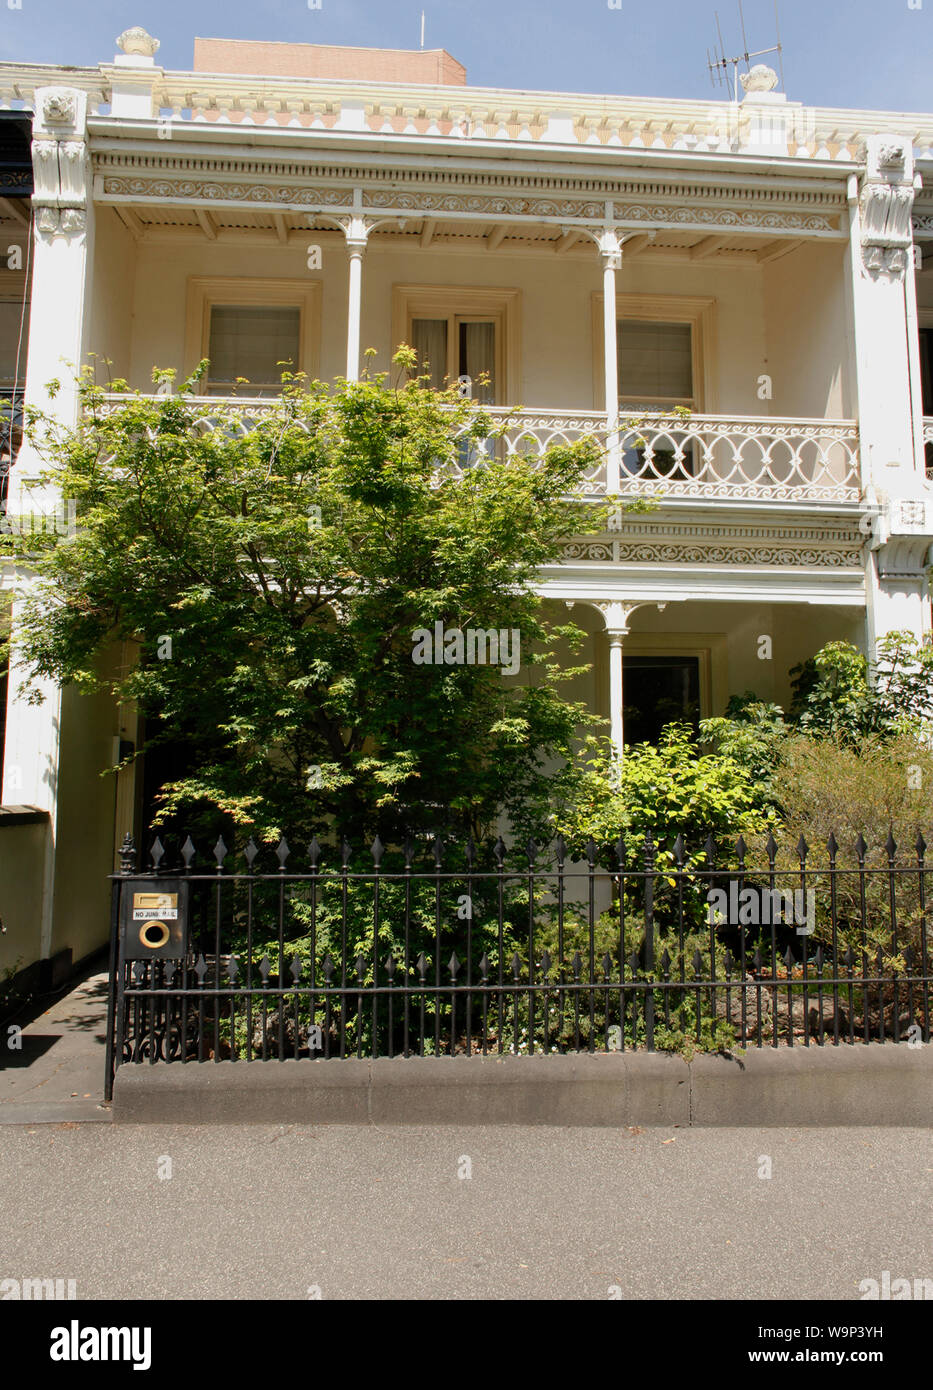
{"left": 1, "top": 1121, "right": 931, "bottom": 1300}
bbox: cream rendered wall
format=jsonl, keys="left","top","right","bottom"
{"left": 128, "top": 236, "right": 783, "bottom": 414}
{"left": 539, "top": 598, "right": 862, "bottom": 738}
{"left": 87, "top": 207, "right": 136, "bottom": 383}
{"left": 613, "top": 255, "right": 767, "bottom": 414}
{"left": 761, "top": 243, "right": 852, "bottom": 419}
{"left": 49, "top": 647, "right": 134, "bottom": 967}
{"left": 621, "top": 600, "right": 863, "bottom": 716}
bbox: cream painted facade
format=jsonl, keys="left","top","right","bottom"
{"left": 1, "top": 28, "right": 933, "bottom": 981}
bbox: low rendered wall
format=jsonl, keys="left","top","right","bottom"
{"left": 112, "top": 1045, "right": 933, "bottom": 1127}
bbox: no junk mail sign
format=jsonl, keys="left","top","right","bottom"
{"left": 119, "top": 878, "right": 189, "bottom": 960}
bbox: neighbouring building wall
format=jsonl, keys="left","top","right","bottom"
{"left": 87, "top": 206, "right": 136, "bottom": 384}
{"left": 761, "top": 242, "right": 852, "bottom": 418}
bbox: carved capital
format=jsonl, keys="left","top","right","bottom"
{"left": 590, "top": 598, "right": 669, "bottom": 635}
{"left": 58, "top": 140, "right": 88, "bottom": 205}
{"left": 337, "top": 214, "right": 371, "bottom": 253}
{"left": 860, "top": 133, "right": 915, "bottom": 278}
{"left": 597, "top": 228, "right": 622, "bottom": 270}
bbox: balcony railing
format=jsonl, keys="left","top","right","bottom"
{"left": 924, "top": 417, "right": 933, "bottom": 480}
{"left": 92, "top": 394, "right": 861, "bottom": 503}
{"left": 453, "top": 409, "right": 861, "bottom": 502}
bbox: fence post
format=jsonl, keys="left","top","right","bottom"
{"left": 103, "top": 832, "right": 136, "bottom": 1102}
{"left": 644, "top": 831, "right": 656, "bottom": 1051}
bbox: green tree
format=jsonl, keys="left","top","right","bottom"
{"left": 4, "top": 357, "right": 618, "bottom": 847}
{"left": 789, "top": 632, "right": 933, "bottom": 741}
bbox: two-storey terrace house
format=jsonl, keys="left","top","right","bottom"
{"left": 1, "top": 26, "right": 932, "bottom": 993}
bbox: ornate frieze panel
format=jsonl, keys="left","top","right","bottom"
{"left": 94, "top": 151, "right": 845, "bottom": 236}
{"left": 614, "top": 204, "right": 835, "bottom": 233}
{"left": 562, "top": 518, "right": 865, "bottom": 569}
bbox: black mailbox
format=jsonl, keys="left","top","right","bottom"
{"left": 120, "top": 878, "right": 189, "bottom": 961}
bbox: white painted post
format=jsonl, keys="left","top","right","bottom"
{"left": 599, "top": 229, "right": 622, "bottom": 494}
{"left": 343, "top": 198, "right": 369, "bottom": 383}
{"left": 608, "top": 632, "right": 625, "bottom": 762}
{"left": 345, "top": 247, "right": 364, "bottom": 381}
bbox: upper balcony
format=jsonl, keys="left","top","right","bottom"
{"left": 93, "top": 393, "right": 860, "bottom": 505}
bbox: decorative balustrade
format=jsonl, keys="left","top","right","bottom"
{"left": 92, "top": 394, "right": 860, "bottom": 503}
{"left": 612, "top": 412, "right": 860, "bottom": 502}
{"left": 3, "top": 65, "right": 933, "bottom": 160}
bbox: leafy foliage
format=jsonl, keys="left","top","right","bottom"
{"left": 4, "top": 357, "right": 622, "bottom": 845}
{"left": 789, "top": 632, "right": 933, "bottom": 741}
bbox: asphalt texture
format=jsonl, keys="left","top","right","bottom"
{"left": 1, "top": 1120, "right": 931, "bottom": 1299}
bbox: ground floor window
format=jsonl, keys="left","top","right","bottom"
{"left": 622, "top": 654, "right": 701, "bottom": 746}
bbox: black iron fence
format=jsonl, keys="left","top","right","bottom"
{"left": 105, "top": 828, "right": 933, "bottom": 1098}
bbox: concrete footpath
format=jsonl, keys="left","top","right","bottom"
{"left": 0, "top": 960, "right": 111, "bottom": 1124}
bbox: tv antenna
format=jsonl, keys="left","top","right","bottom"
{"left": 707, "top": 1, "right": 785, "bottom": 103}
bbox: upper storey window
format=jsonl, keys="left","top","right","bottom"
{"left": 393, "top": 286, "right": 521, "bottom": 407}
{"left": 185, "top": 278, "right": 321, "bottom": 396}
{"left": 411, "top": 316, "right": 497, "bottom": 404}
{"left": 207, "top": 305, "right": 301, "bottom": 396}
{"left": 618, "top": 320, "right": 695, "bottom": 410}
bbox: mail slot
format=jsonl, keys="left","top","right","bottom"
{"left": 119, "top": 878, "right": 189, "bottom": 961}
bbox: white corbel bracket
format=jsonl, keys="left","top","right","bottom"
{"left": 859, "top": 135, "right": 916, "bottom": 280}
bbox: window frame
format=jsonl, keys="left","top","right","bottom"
{"left": 392, "top": 285, "right": 521, "bottom": 403}
{"left": 184, "top": 277, "right": 321, "bottom": 395}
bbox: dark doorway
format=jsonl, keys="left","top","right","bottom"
{"left": 622, "top": 655, "right": 701, "bottom": 746}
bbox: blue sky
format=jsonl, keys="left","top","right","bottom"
{"left": 1, "top": 0, "right": 931, "bottom": 113}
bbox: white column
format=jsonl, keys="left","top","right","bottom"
{"left": 342, "top": 205, "right": 369, "bottom": 383}
{"left": 599, "top": 229, "right": 622, "bottom": 494}
{"left": 608, "top": 631, "right": 625, "bottom": 762}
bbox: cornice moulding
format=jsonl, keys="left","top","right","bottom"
{"left": 84, "top": 118, "right": 857, "bottom": 182}
{"left": 88, "top": 135, "right": 853, "bottom": 200}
